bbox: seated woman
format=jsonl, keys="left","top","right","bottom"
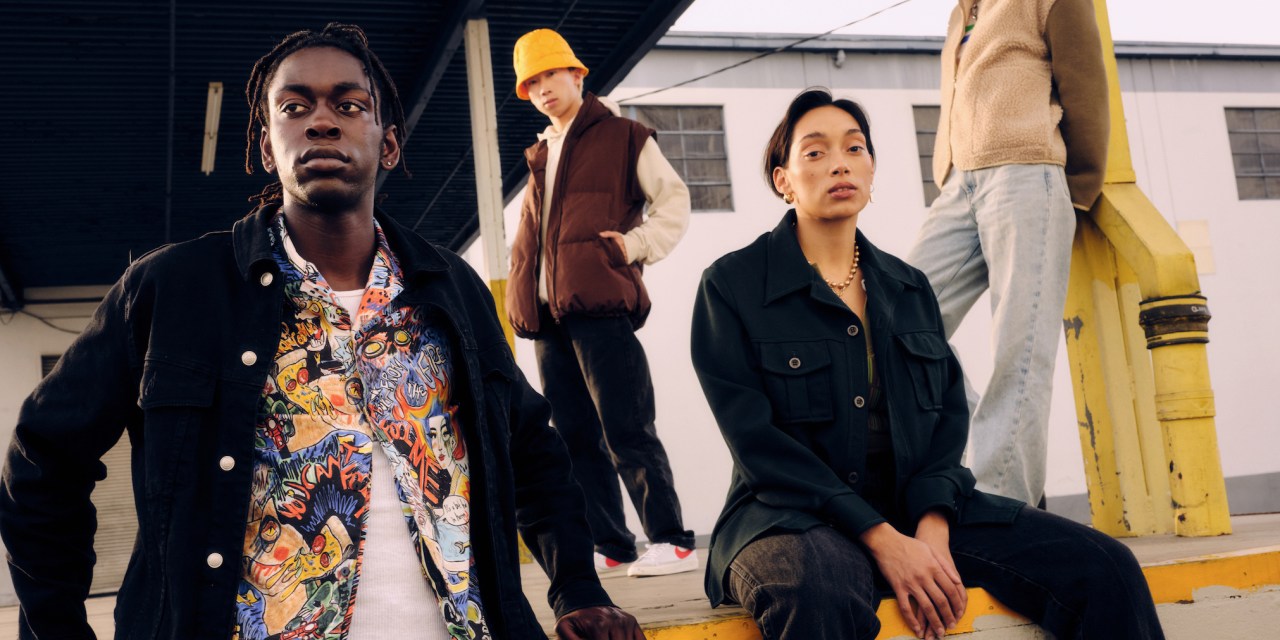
{"left": 690, "top": 88, "right": 1165, "bottom": 640}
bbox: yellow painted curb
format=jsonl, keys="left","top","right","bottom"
{"left": 645, "top": 618, "right": 761, "bottom": 640}
{"left": 637, "top": 588, "right": 1027, "bottom": 640}
{"left": 637, "top": 547, "right": 1280, "bottom": 639}
{"left": 1142, "top": 545, "right": 1280, "bottom": 604}
{"left": 872, "top": 588, "right": 1026, "bottom": 638}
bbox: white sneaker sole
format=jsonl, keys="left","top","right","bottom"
{"left": 595, "top": 563, "right": 630, "bottom": 575}
{"left": 626, "top": 555, "right": 698, "bottom": 577}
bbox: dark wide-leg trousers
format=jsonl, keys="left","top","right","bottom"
{"left": 727, "top": 508, "right": 1165, "bottom": 640}
{"left": 534, "top": 308, "right": 694, "bottom": 561}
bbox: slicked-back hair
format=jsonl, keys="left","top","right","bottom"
{"left": 763, "top": 87, "right": 876, "bottom": 198}
{"left": 244, "top": 22, "right": 408, "bottom": 206}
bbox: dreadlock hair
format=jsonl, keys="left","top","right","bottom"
{"left": 244, "top": 22, "right": 409, "bottom": 207}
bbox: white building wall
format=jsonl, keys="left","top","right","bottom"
{"left": 1121, "top": 84, "right": 1280, "bottom": 480}
{"left": 464, "top": 46, "right": 1280, "bottom": 539}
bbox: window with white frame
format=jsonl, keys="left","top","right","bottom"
{"left": 913, "top": 105, "right": 942, "bottom": 206}
{"left": 1226, "top": 108, "right": 1280, "bottom": 200}
{"left": 626, "top": 105, "right": 733, "bottom": 211}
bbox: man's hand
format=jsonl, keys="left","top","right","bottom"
{"left": 598, "top": 231, "right": 629, "bottom": 263}
{"left": 555, "top": 605, "right": 646, "bottom": 640}
{"left": 861, "top": 522, "right": 965, "bottom": 640}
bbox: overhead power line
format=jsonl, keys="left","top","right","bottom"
{"left": 619, "top": 0, "right": 919, "bottom": 103}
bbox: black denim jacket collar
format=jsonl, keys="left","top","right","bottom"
{"left": 231, "top": 204, "right": 451, "bottom": 282}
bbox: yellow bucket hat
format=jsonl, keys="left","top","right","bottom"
{"left": 512, "top": 28, "right": 589, "bottom": 100}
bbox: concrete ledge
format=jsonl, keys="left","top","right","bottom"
{"left": 628, "top": 545, "right": 1280, "bottom": 639}
{"left": 522, "top": 513, "right": 1280, "bottom": 639}
{"left": 3, "top": 515, "right": 1277, "bottom": 639}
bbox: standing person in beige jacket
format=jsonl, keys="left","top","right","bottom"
{"left": 907, "top": 0, "right": 1109, "bottom": 507}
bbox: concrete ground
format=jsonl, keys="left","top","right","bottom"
{"left": 4, "top": 513, "right": 1278, "bottom": 639}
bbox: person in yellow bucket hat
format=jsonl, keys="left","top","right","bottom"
{"left": 512, "top": 28, "right": 588, "bottom": 100}
{"left": 506, "top": 28, "right": 699, "bottom": 580}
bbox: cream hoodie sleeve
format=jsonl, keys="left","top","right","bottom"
{"left": 622, "top": 137, "right": 692, "bottom": 265}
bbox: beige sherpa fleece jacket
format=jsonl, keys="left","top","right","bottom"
{"left": 935, "top": 0, "right": 1110, "bottom": 210}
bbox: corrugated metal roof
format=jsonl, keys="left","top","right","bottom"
{"left": 0, "top": 0, "right": 693, "bottom": 302}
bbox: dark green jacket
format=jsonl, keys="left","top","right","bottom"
{"left": 691, "top": 211, "right": 1022, "bottom": 606}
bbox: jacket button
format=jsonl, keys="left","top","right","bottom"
{"left": 788, "top": 357, "right": 801, "bottom": 369}
{"left": 259, "top": 272, "right": 274, "bottom": 287}
{"left": 241, "top": 351, "right": 258, "bottom": 366}
{"left": 847, "top": 325, "right": 860, "bottom": 337}
{"left": 219, "top": 456, "right": 235, "bottom": 471}
{"left": 853, "top": 395, "right": 866, "bottom": 408}
{"left": 206, "top": 552, "right": 224, "bottom": 569}
{"left": 847, "top": 472, "right": 859, "bottom": 484}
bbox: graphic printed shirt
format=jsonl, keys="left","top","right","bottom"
{"left": 231, "top": 216, "right": 491, "bottom": 640}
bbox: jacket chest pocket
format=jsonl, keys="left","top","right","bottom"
{"left": 138, "top": 360, "right": 216, "bottom": 500}
{"left": 895, "top": 332, "right": 949, "bottom": 411}
{"left": 758, "top": 341, "right": 834, "bottom": 423}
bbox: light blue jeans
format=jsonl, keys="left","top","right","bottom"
{"left": 907, "top": 164, "right": 1077, "bottom": 505}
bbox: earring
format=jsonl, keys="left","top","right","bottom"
{"left": 384, "top": 161, "right": 394, "bottom": 167}
{"left": 783, "top": 193, "right": 795, "bottom": 205}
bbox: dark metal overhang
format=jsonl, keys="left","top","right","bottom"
{"left": 0, "top": 0, "right": 694, "bottom": 302}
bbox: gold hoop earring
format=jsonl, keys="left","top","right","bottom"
{"left": 783, "top": 193, "right": 795, "bottom": 205}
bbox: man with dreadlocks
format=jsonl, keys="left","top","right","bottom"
{"left": 0, "top": 23, "right": 643, "bottom": 640}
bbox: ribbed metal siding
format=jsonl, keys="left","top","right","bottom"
{"left": 1, "top": 0, "right": 692, "bottom": 291}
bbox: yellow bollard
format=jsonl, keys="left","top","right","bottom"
{"left": 1061, "top": 1, "right": 1231, "bottom": 537}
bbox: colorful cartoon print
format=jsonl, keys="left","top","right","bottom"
{"left": 232, "top": 219, "right": 490, "bottom": 640}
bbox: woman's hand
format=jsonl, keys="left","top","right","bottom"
{"left": 861, "top": 522, "right": 965, "bottom": 639}
{"left": 915, "top": 510, "right": 966, "bottom": 627}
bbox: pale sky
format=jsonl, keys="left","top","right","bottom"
{"left": 672, "top": 0, "right": 1280, "bottom": 46}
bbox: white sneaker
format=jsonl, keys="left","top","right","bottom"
{"left": 626, "top": 543, "right": 698, "bottom": 577}
{"left": 594, "top": 552, "right": 630, "bottom": 575}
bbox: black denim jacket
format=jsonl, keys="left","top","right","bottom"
{"left": 0, "top": 205, "right": 610, "bottom": 639}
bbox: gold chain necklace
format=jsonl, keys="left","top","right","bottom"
{"left": 825, "top": 244, "right": 861, "bottom": 294}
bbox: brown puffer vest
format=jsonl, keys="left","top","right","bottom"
{"left": 506, "top": 93, "right": 656, "bottom": 338}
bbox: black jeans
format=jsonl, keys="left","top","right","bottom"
{"left": 727, "top": 509, "right": 1165, "bottom": 640}
{"left": 534, "top": 308, "right": 694, "bottom": 561}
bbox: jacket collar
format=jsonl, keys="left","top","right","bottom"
{"left": 567, "top": 92, "right": 613, "bottom": 141}
{"left": 764, "top": 209, "right": 918, "bottom": 306}
{"left": 522, "top": 91, "right": 614, "bottom": 166}
{"left": 232, "top": 203, "right": 451, "bottom": 281}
